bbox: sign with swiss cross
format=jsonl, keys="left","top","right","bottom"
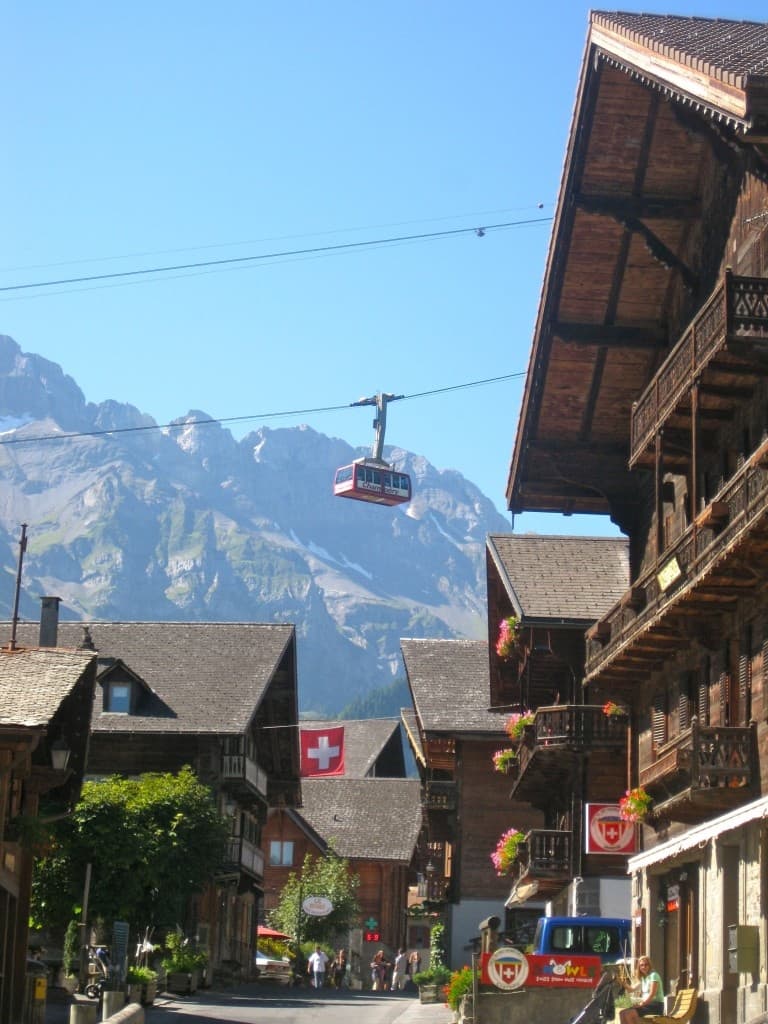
{"left": 300, "top": 726, "right": 345, "bottom": 777}
{"left": 585, "top": 803, "right": 636, "bottom": 854}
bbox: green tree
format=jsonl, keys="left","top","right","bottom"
{"left": 268, "top": 850, "right": 360, "bottom": 949}
{"left": 31, "top": 766, "right": 227, "bottom": 932}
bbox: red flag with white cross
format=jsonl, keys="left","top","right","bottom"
{"left": 300, "top": 726, "right": 345, "bottom": 777}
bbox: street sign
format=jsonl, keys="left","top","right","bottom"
{"left": 302, "top": 895, "right": 333, "bottom": 917}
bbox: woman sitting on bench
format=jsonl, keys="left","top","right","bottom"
{"left": 619, "top": 956, "right": 665, "bottom": 1022}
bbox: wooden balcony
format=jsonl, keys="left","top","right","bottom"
{"left": 221, "top": 754, "right": 269, "bottom": 806}
{"left": 511, "top": 829, "right": 572, "bottom": 900}
{"left": 223, "top": 835, "right": 265, "bottom": 880}
{"left": 424, "top": 780, "right": 457, "bottom": 811}
{"left": 586, "top": 443, "right": 768, "bottom": 683}
{"left": 631, "top": 272, "right": 768, "bottom": 467}
{"left": 510, "top": 705, "right": 628, "bottom": 805}
{"left": 639, "top": 721, "right": 757, "bottom": 824}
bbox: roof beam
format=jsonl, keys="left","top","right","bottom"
{"left": 551, "top": 321, "right": 667, "bottom": 348}
{"left": 575, "top": 192, "right": 701, "bottom": 221}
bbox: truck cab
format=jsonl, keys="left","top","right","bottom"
{"left": 532, "top": 916, "right": 631, "bottom": 964}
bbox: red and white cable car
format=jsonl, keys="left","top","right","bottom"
{"left": 333, "top": 392, "right": 412, "bottom": 507}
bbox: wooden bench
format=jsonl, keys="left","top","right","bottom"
{"left": 646, "top": 988, "right": 697, "bottom": 1024}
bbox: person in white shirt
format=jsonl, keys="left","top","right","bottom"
{"left": 391, "top": 948, "right": 408, "bottom": 991}
{"left": 307, "top": 946, "right": 329, "bottom": 989}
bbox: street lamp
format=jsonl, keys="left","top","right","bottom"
{"left": 50, "top": 737, "right": 71, "bottom": 772}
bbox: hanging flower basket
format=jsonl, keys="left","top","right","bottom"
{"left": 492, "top": 748, "right": 518, "bottom": 774}
{"left": 619, "top": 787, "right": 653, "bottom": 823}
{"left": 505, "top": 711, "right": 534, "bottom": 743}
{"left": 602, "top": 701, "right": 628, "bottom": 718}
{"left": 495, "top": 616, "right": 522, "bottom": 659}
{"left": 490, "top": 827, "right": 524, "bottom": 875}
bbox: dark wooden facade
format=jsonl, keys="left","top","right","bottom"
{"left": 0, "top": 647, "right": 95, "bottom": 1024}
{"left": 506, "top": 13, "right": 768, "bottom": 1023}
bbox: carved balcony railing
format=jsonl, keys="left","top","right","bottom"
{"left": 423, "top": 780, "right": 457, "bottom": 811}
{"left": 511, "top": 706, "right": 628, "bottom": 805}
{"left": 221, "top": 754, "right": 269, "bottom": 804}
{"left": 223, "top": 835, "right": 265, "bottom": 879}
{"left": 639, "top": 720, "right": 756, "bottom": 824}
{"left": 510, "top": 829, "right": 572, "bottom": 899}
{"left": 586, "top": 442, "right": 768, "bottom": 682}
{"left": 631, "top": 272, "right": 768, "bottom": 464}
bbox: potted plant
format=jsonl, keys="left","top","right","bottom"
{"left": 504, "top": 711, "right": 534, "bottom": 743}
{"left": 126, "top": 965, "right": 158, "bottom": 1004}
{"left": 445, "top": 965, "right": 475, "bottom": 1021}
{"left": 490, "top": 827, "right": 524, "bottom": 876}
{"left": 495, "top": 616, "right": 522, "bottom": 659}
{"left": 161, "top": 932, "right": 207, "bottom": 994}
{"left": 492, "top": 748, "right": 518, "bottom": 774}
{"left": 619, "top": 786, "right": 653, "bottom": 823}
{"left": 412, "top": 965, "right": 451, "bottom": 1003}
{"left": 602, "top": 701, "right": 628, "bottom": 718}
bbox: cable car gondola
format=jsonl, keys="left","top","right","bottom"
{"left": 333, "top": 392, "right": 411, "bottom": 507}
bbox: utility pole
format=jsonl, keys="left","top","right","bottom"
{"left": 8, "top": 523, "right": 28, "bottom": 651}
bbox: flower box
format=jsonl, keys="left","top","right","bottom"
{"left": 167, "top": 969, "right": 199, "bottom": 994}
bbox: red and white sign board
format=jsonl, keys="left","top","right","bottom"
{"left": 481, "top": 951, "right": 601, "bottom": 990}
{"left": 585, "top": 803, "right": 636, "bottom": 855}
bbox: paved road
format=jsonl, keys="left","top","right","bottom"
{"left": 46, "top": 982, "right": 453, "bottom": 1024}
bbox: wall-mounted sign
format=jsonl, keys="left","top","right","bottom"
{"left": 480, "top": 952, "right": 601, "bottom": 990}
{"left": 484, "top": 947, "right": 529, "bottom": 990}
{"left": 302, "top": 895, "right": 333, "bottom": 917}
{"left": 585, "top": 804, "right": 636, "bottom": 855}
{"left": 657, "top": 556, "right": 682, "bottom": 592}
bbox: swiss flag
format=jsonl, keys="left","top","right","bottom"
{"left": 300, "top": 726, "right": 345, "bottom": 777}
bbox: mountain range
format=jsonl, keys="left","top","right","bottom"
{"left": 0, "top": 334, "right": 510, "bottom": 713}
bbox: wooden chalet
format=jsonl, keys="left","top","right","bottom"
{"left": 262, "top": 718, "right": 419, "bottom": 987}
{"left": 11, "top": 610, "right": 300, "bottom": 981}
{"left": 401, "top": 638, "right": 543, "bottom": 967}
{"left": 507, "top": 11, "right": 768, "bottom": 1022}
{"left": 486, "top": 534, "right": 631, "bottom": 916}
{"left": 0, "top": 642, "right": 96, "bottom": 1024}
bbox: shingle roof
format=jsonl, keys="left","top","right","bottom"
{"left": 487, "top": 535, "right": 629, "bottom": 623}
{"left": 0, "top": 647, "right": 95, "bottom": 727}
{"left": 400, "top": 639, "right": 506, "bottom": 735}
{"left": 299, "top": 778, "right": 422, "bottom": 862}
{"left": 301, "top": 718, "right": 402, "bottom": 778}
{"left": 7, "top": 622, "right": 295, "bottom": 734}
{"left": 594, "top": 12, "right": 768, "bottom": 84}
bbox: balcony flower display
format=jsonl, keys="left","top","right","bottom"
{"left": 619, "top": 786, "right": 653, "bottom": 823}
{"left": 602, "top": 701, "right": 628, "bottom": 718}
{"left": 490, "top": 827, "right": 523, "bottom": 875}
{"left": 492, "top": 748, "right": 518, "bottom": 774}
{"left": 505, "top": 711, "right": 534, "bottom": 743}
{"left": 495, "top": 616, "right": 522, "bottom": 659}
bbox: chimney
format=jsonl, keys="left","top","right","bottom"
{"left": 39, "top": 596, "right": 61, "bottom": 648}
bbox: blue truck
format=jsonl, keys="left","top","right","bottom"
{"left": 531, "top": 916, "right": 631, "bottom": 965}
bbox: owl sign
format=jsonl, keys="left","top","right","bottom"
{"left": 585, "top": 804, "right": 636, "bottom": 855}
{"left": 486, "top": 947, "right": 529, "bottom": 991}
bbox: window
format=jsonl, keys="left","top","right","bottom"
{"left": 107, "top": 683, "right": 130, "bottom": 713}
{"left": 269, "top": 841, "right": 294, "bottom": 867}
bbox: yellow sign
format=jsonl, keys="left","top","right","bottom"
{"left": 34, "top": 976, "right": 47, "bottom": 999}
{"left": 657, "top": 557, "right": 682, "bottom": 591}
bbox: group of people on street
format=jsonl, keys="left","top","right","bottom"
{"left": 307, "top": 946, "right": 347, "bottom": 989}
{"left": 370, "top": 948, "right": 421, "bottom": 991}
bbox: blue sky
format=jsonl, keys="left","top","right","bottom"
{"left": 4, "top": 2, "right": 765, "bottom": 531}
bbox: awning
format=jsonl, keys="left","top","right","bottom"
{"left": 627, "top": 795, "right": 768, "bottom": 873}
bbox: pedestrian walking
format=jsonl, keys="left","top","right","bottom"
{"left": 307, "top": 945, "right": 329, "bottom": 989}
{"left": 391, "top": 948, "right": 408, "bottom": 991}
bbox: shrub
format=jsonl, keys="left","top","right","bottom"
{"left": 126, "top": 966, "right": 157, "bottom": 984}
{"left": 445, "top": 966, "right": 474, "bottom": 1010}
{"left": 412, "top": 966, "right": 451, "bottom": 987}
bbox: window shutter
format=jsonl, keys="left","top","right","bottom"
{"left": 740, "top": 625, "right": 752, "bottom": 725}
{"left": 678, "top": 672, "right": 693, "bottom": 731}
{"left": 718, "top": 644, "right": 728, "bottom": 726}
{"left": 652, "top": 692, "right": 667, "bottom": 748}
{"left": 697, "top": 657, "right": 710, "bottom": 724}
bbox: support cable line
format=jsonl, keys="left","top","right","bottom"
{"left": 0, "top": 218, "right": 551, "bottom": 295}
{"left": 0, "top": 371, "right": 526, "bottom": 448}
